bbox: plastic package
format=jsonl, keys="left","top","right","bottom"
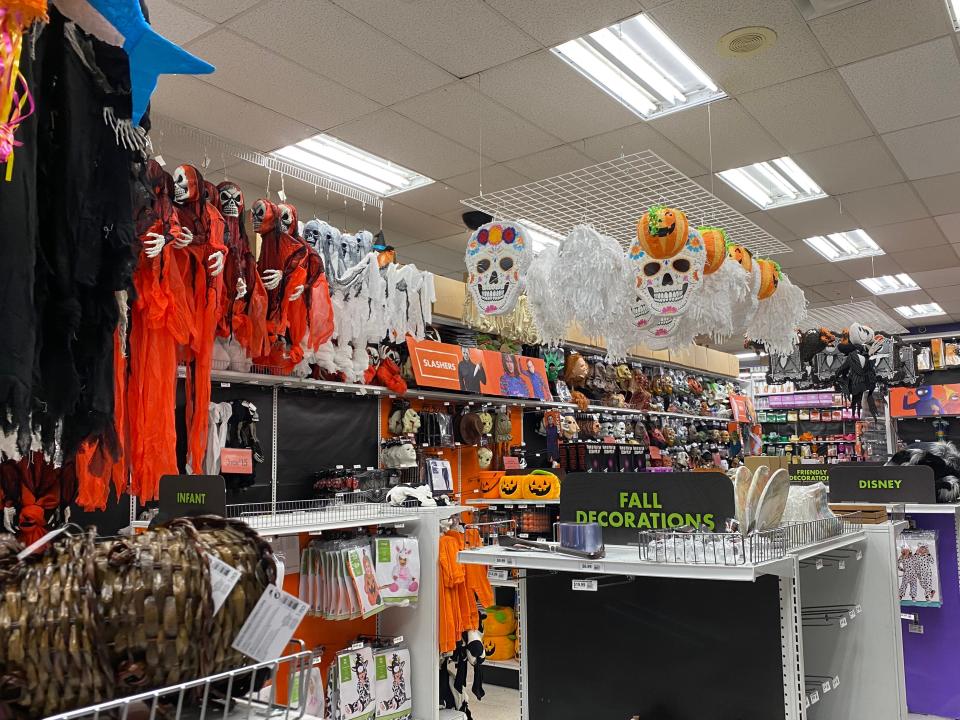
{"left": 558, "top": 522, "right": 603, "bottom": 554}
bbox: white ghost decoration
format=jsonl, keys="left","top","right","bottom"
{"left": 465, "top": 222, "right": 530, "bottom": 316}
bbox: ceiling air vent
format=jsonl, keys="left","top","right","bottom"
{"left": 718, "top": 27, "right": 777, "bottom": 57}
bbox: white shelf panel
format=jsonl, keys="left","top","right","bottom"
{"left": 465, "top": 499, "right": 560, "bottom": 507}
{"left": 485, "top": 658, "right": 520, "bottom": 671}
{"left": 829, "top": 501, "right": 960, "bottom": 516}
{"left": 240, "top": 504, "right": 467, "bottom": 537}
{"left": 458, "top": 543, "right": 796, "bottom": 582}
{"left": 490, "top": 577, "right": 520, "bottom": 588}
{"left": 789, "top": 530, "right": 865, "bottom": 561}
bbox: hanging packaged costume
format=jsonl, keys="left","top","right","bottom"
{"left": 221, "top": 399, "right": 263, "bottom": 491}
{"left": 172, "top": 164, "right": 227, "bottom": 473}
{"left": 898, "top": 530, "right": 941, "bottom": 607}
{"left": 374, "top": 646, "right": 412, "bottom": 720}
{"left": 374, "top": 536, "right": 420, "bottom": 607}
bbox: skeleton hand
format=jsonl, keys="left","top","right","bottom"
{"left": 173, "top": 226, "right": 193, "bottom": 249}
{"left": 288, "top": 284, "right": 305, "bottom": 301}
{"left": 236, "top": 277, "right": 247, "bottom": 300}
{"left": 262, "top": 269, "right": 282, "bottom": 290}
{"left": 207, "top": 251, "right": 225, "bottom": 277}
{"left": 3, "top": 506, "right": 14, "bottom": 534}
{"left": 143, "top": 232, "right": 165, "bottom": 258}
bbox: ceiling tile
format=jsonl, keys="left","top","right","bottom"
{"left": 443, "top": 163, "right": 532, "bottom": 195}
{"left": 883, "top": 116, "right": 960, "bottom": 181}
{"left": 328, "top": 109, "right": 482, "bottom": 179}
{"left": 650, "top": 98, "right": 784, "bottom": 171}
{"left": 391, "top": 81, "right": 561, "bottom": 163}
{"left": 892, "top": 244, "right": 960, "bottom": 272}
{"left": 875, "top": 289, "right": 933, "bottom": 308}
{"left": 381, "top": 202, "right": 465, "bottom": 242}
{"left": 738, "top": 71, "right": 872, "bottom": 154}
{"left": 485, "top": 0, "right": 643, "bottom": 46}
{"left": 913, "top": 173, "right": 960, "bottom": 215}
{"left": 648, "top": 0, "right": 829, "bottom": 95}
{"left": 171, "top": 0, "right": 260, "bottom": 23}
{"left": 794, "top": 136, "right": 903, "bottom": 195}
{"left": 934, "top": 213, "right": 960, "bottom": 244}
{"left": 149, "top": 0, "right": 216, "bottom": 44}
{"left": 782, "top": 263, "right": 850, "bottom": 286}
{"left": 834, "top": 254, "right": 905, "bottom": 280}
{"left": 330, "top": 0, "right": 539, "bottom": 77}
{"left": 910, "top": 268, "right": 960, "bottom": 289}
{"left": 478, "top": 50, "right": 639, "bottom": 142}
{"left": 808, "top": 281, "right": 873, "bottom": 302}
{"left": 775, "top": 240, "right": 825, "bottom": 269}
{"left": 866, "top": 218, "right": 947, "bottom": 252}
{"left": 808, "top": 0, "right": 952, "bottom": 66}
{"left": 767, "top": 197, "right": 857, "bottom": 238}
{"left": 744, "top": 211, "right": 796, "bottom": 243}
{"left": 151, "top": 75, "right": 315, "bottom": 150}
{"left": 229, "top": 0, "right": 454, "bottom": 106}
{"left": 839, "top": 38, "right": 960, "bottom": 133}
{"left": 432, "top": 233, "right": 470, "bottom": 253}
{"left": 579, "top": 123, "right": 706, "bottom": 178}
{"left": 839, "top": 183, "right": 927, "bottom": 227}
{"left": 503, "top": 144, "right": 594, "bottom": 180}
{"left": 928, "top": 285, "right": 960, "bottom": 305}
{"left": 186, "top": 31, "right": 379, "bottom": 133}
{"left": 391, "top": 182, "right": 468, "bottom": 217}
{"left": 395, "top": 240, "right": 468, "bottom": 270}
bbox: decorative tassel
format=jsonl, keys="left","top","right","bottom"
{"left": 746, "top": 273, "right": 807, "bottom": 355}
{"left": 526, "top": 244, "right": 566, "bottom": 346}
{"left": 0, "top": 3, "right": 44, "bottom": 180}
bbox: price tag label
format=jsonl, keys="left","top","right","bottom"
{"left": 518, "top": 533, "right": 529, "bottom": 539}
{"left": 518, "top": 504, "right": 528, "bottom": 509}
{"left": 572, "top": 579, "right": 598, "bottom": 592}
{"left": 832, "top": 676, "right": 840, "bottom": 690}
{"left": 856, "top": 549, "right": 863, "bottom": 560}
{"left": 909, "top": 623, "right": 924, "bottom": 634}
{"left": 220, "top": 382, "right": 231, "bottom": 388}
{"left": 580, "top": 562, "right": 603, "bottom": 572}
{"left": 17, "top": 526, "right": 69, "bottom": 560}
{"left": 839, "top": 616, "right": 848, "bottom": 629}
{"left": 488, "top": 569, "right": 509, "bottom": 581}
{"left": 809, "top": 691, "right": 819, "bottom": 705}
{"left": 855, "top": 604, "right": 862, "bottom": 615}
{"left": 495, "top": 557, "right": 516, "bottom": 567}
{"left": 349, "top": 641, "right": 364, "bottom": 651}
{"left": 232, "top": 584, "right": 309, "bottom": 663}
{"left": 804, "top": 695, "right": 810, "bottom": 709}
{"left": 848, "top": 609, "right": 856, "bottom": 620}
{"left": 815, "top": 559, "right": 824, "bottom": 570}
{"left": 822, "top": 681, "right": 831, "bottom": 694}
{"left": 838, "top": 560, "right": 846, "bottom": 570}
{"left": 208, "top": 554, "right": 242, "bottom": 615}
{"left": 393, "top": 635, "right": 404, "bottom": 644}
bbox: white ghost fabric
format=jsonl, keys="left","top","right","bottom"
{"left": 746, "top": 272, "right": 807, "bottom": 356}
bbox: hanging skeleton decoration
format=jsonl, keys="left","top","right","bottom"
{"left": 836, "top": 323, "right": 879, "bottom": 418}
{"left": 465, "top": 222, "right": 530, "bottom": 316}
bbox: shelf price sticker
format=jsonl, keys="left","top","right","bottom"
{"left": 832, "top": 676, "right": 840, "bottom": 690}
{"left": 232, "top": 584, "right": 309, "bottom": 663}
{"left": 572, "top": 579, "right": 598, "bottom": 592}
{"left": 579, "top": 561, "right": 603, "bottom": 572}
{"left": 838, "top": 560, "right": 846, "bottom": 570}
{"left": 488, "top": 568, "right": 510, "bottom": 581}
{"left": 822, "top": 680, "right": 831, "bottom": 694}
{"left": 909, "top": 623, "right": 924, "bottom": 634}
{"left": 804, "top": 695, "right": 810, "bottom": 709}
{"left": 815, "top": 559, "right": 824, "bottom": 570}
{"left": 494, "top": 557, "right": 516, "bottom": 567}
{"left": 208, "top": 554, "right": 241, "bottom": 615}
{"left": 855, "top": 604, "right": 862, "bottom": 615}
{"left": 839, "top": 616, "right": 848, "bottom": 629}
{"left": 848, "top": 609, "right": 856, "bottom": 620}
{"left": 856, "top": 549, "right": 863, "bottom": 560}
{"left": 809, "top": 691, "right": 819, "bottom": 705}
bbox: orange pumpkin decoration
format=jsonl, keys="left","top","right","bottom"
{"left": 757, "top": 259, "right": 781, "bottom": 299}
{"left": 636, "top": 205, "right": 690, "bottom": 259}
{"left": 479, "top": 471, "right": 505, "bottom": 499}
{"left": 499, "top": 474, "right": 522, "bottom": 499}
{"left": 520, "top": 470, "right": 561, "bottom": 500}
{"left": 698, "top": 227, "right": 728, "bottom": 275}
{"left": 727, "top": 243, "right": 753, "bottom": 272}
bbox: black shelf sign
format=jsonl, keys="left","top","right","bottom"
{"left": 559, "top": 471, "right": 736, "bottom": 544}
{"left": 159, "top": 475, "right": 227, "bottom": 519}
{"left": 827, "top": 464, "right": 936, "bottom": 503}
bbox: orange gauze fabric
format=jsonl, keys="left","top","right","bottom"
{"left": 464, "top": 528, "right": 495, "bottom": 608}
{"left": 438, "top": 532, "right": 462, "bottom": 653}
{"left": 448, "top": 530, "right": 478, "bottom": 631}
{"left": 308, "top": 268, "right": 334, "bottom": 350}
{"left": 74, "top": 436, "right": 109, "bottom": 510}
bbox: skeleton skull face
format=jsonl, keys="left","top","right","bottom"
{"left": 847, "top": 322, "right": 873, "bottom": 346}
{"left": 465, "top": 222, "right": 530, "bottom": 316}
{"left": 251, "top": 198, "right": 278, "bottom": 233}
{"left": 278, "top": 203, "right": 298, "bottom": 236}
{"left": 629, "top": 228, "right": 705, "bottom": 318}
{"left": 630, "top": 287, "right": 653, "bottom": 329}
{"left": 356, "top": 230, "right": 374, "bottom": 257}
{"left": 172, "top": 164, "right": 201, "bottom": 204}
{"left": 217, "top": 182, "right": 243, "bottom": 218}
{"left": 303, "top": 220, "right": 324, "bottom": 250}
{"left": 613, "top": 421, "right": 627, "bottom": 439}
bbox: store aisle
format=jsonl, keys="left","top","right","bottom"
{"left": 472, "top": 685, "right": 519, "bottom": 719}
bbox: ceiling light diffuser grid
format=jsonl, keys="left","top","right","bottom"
{"left": 803, "top": 300, "right": 908, "bottom": 335}
{"left": 152, "top": 114, "right": 384, "bottom": 210}
{"left": 460, "top": 151, "right": 792, "bottom": 256}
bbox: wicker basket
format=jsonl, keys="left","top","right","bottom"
{"left": 0, "top": 516, "right": 275, "bottom": 717}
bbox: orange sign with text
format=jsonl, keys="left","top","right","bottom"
{"left": 406, "top": 338, "right": 552, "bottom": 401}
{"left": 890, "top": 384, "right": 960, "bottom": 417}
{"left": 729, "top": 394, "right": 757, "bottom": 424}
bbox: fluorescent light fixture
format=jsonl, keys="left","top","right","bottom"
{"left": 803, "top": 229, "right": 884, "bottom": 262}
{"left": 518, "top": 218, "right": 563, "bottom": 252}
{"left": 552, "top": 13, "right": 724, "bottom": 120}
{"left": 946, "top": 0, "right": 960, "bottom": 30}
{"left": 736, "top": 351, "right": 767, "bottom": 359}
{"left": 895, "top": 303, "right": 946, "bottom": 319}
{"left": 857, "top": 273, "right": 919, "bottom": 295}
{"left": 272, "top": 134, "right": 433, "bottom": 197}
{"left": 717, "top": 157, "right": 826, "bottom": 209}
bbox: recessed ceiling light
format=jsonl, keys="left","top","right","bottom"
{"left": 716, "top": 157, "right": 826, "bottom": 209}
{"left": 518, "top": 218, "right": 563, "bottom": 252}
{"left": 946, "top": 0, "right": 960, "bottom": 30}
{"left": 857, "top": 273, "right": 918, "bottom": 295}
{"left": 895, "top": 303, "right": 946, "bottom": 319}
{"left": 552, "top": 13, "right": 725, "bottom": 120}
{"left": 272, "top": 134, "right": 433, "bottom": 197}
{"left": 803, "top": 229, "right": 883, "bottom": 262}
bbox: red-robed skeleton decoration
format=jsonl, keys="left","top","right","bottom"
{"left": 172, "top": 164, "right": 228, "bottom": 474}
{"left": 217, "top": 181, "right": 268, "bottom": 361}
{"left": 253, "top": 198, "right": 308, "bottom": 372}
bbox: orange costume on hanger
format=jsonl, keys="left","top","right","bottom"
{"left": 439, "top": 528, "right": 492, "bottom": 653}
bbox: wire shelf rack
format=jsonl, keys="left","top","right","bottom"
{"left": 803, "top": 300, "right": 908, "bottom": 335}
{"left": 460, "top": 150, "right": 792, "bottom": 257}
{"left": 47, "top": 647, "right": 318, "bottom": 720}
{"left": 638, "top": 514, "right": 862, "bottom": 566}
{"left": 227, "top": 490, "right": 420, "bottom": 534}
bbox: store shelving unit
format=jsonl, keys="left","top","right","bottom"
{"left": 459, "top": 522, "right": 905, "bottom": 720}
{"left": 465, "top": 499, "right": 560, "bottom": 507}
